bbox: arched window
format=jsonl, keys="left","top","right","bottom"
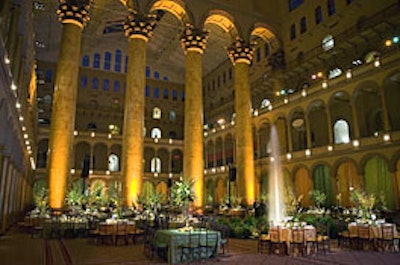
{"left": 82, "top": 55, "right": 90, "bottom": 67}
{"left": 104, "top": 51, "right": 111, "bottom": 70}
{"left": 151, "top": 157, "right": 161, "bottom": 173}
{"left": 153, "top": 107, "right": 161, "bottom": 119}
{"left": 290, "top": 24, "right": 296, "bottom": 40}
{"left": 45, "top": 70, "right": 52, "bottom": 82}
{"left": 169, "top": 111, "right": 176, "bottom": 121}
{"left": 315, "top": 6, "right": 323, "bottom": 24}
{"left": 334, "top": 119, "right": 350, "bottom": 144}
{"left": 113, "top": 80, "right": 120, "bottom": 92}
{"left": 103, "top": 79, "right": 110, "bottom": 91}
{"left": 300, "top": 17, "right": 307, "bottom": 34}
{"left": 163, "top": 89, "right": 168, "bottom": 99}
{"left": 108, "top": 154, "right": 119, "bottom": 171}
{"left": 145, "top": 85, "right": 150, "bottom": 97}
{"left": 264, "top": 43, "right": 270, "bottom": 57}
{"left": 124, "top": 56, "right": 128, "bottom": 73}
{"left": 114, "top": 49, "right": 122, "bottom": 72}
{"left": 154, "top": 71, "right": 160, "bottom": 80}
{"left": 92, "top": 77, "right": 99, "bottom": 90}
{"left": 151, "top": 128, "right": 162, "bottom": 139}
{"left": 93, "top": 53, "right": 101, "bottom": 69}
{"left": 327, "top": 0, "right": 336, "bottom": 16}
{"left": 146, "top": 66, "right": 150, "bottom": 77}
{"left": 256, "top": 47, "right": 261, "bottom": 62}
{"left": 80, "top": 76, "right": 87, "bottom": 88}
{"left": 154, "top": 87, "right": 159, "bottom": 98}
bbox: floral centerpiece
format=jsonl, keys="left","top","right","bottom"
{"left": 170, "top": 178, "right": 195, "bottom": 226}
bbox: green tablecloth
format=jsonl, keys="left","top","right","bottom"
{"left": 154, "top": 228, "right": 220, "bottom": 264}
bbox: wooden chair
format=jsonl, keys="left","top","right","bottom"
{"left": 269, "top": 227, "right": 287, "bottom": 256}
{"left": 115, "top": 222, "right": 128, "bottom": 245}
{"left": 358, "top": 225, "right": 372, "bottom": 250}
{"left": 378, "top": 224, "right": 396, "bottom": 252}
{"left": 258, "top": 233, "right": 271, "bottom": 254}
{"left": 316, "top": 222, "right": 330, "bottom": 254}
{"left": 303, "top": 226, "right": 317, "bottom": 255}
{"left": 290, "top": 228, "right": 305, "bottom": 256}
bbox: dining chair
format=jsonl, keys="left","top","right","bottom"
{"left": 258, "top": 233, "right": 271, "bottom": 254}
{"left": 357, "top": 225, "right": 372, "bottom": 250}
{"left": 181, "top": 230, "right": 201, "bottom": 262}
{"left": 200, "top": 229, "right": 219, "bottom": 259}
{"left": 378, "top": 223, "right": 396, "bottom": 252}
{"left": 316, "top": 222, "right": 330, "bottom": 254}
{"left": 218, "top": 224, "right": 230, "bottom": 255}
{"left": 269, "top": 227, "right": 287, "bottom": 256}
{"left": 115, "top": 222, "right": 128, "bottom": 245}
{"left": 290, "top": 227, "right": 305, "bottom": 256}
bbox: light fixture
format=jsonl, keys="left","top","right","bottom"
{"left": 204, "top": 169, "right": 208, "bottom": 175}
{"left": 204, "top": 132, "right": 208, "bottom": 137}
{"left": 374, "top": 57, "right": 381, "bottom": 67}
{"left": 90, "top": 132, "right": 95, "bottom": 137}
{"left": 89, "top": 170, "right": 93, "bottom": 174}
{"left": 286, "top": 153, "right": 292, "bottom": 160}
{"left": 284, "top": 98, "right": 289, "bottom": 104}
{"left": 106, "top": 170, "right": 110, "bottom": 175}
{"left": 169, "top": 138, "right": 173, "bottom": 144}
{"left": 321, "top": 80, "right": 328, "bottom": 89}
{"left": 108, "top": 133, "right": 112, "bottom": 139}
{"left": 11, "top": 82, "right": 17, "bottom": 90}
{"left": 270, "top": 157, "right": 275, "bottom": 163}
{"left": 268, "top": 105, "right": 273, "bottom": 111}
{"left": 305, "top": 149, "right": 311, "bottom": 156}
{"left": 23, "top": 133, "right": 28, "bottom": 139}
{"left": 383, "top": 134, "right": 390, "bottom": 142}
{"left": 4, "top": 55, "right": 10, "bottom": 64}
{"left": 22, "top": 126, "right": 26, "bottom": 131}
{"left": 346, "top": 69, "right": 352, "bottom": 79}
{"left": 70, "top": 169, "right": 75, "bottom": 174}
{"left": 74, "top": 130, "right": 78, "bottom": 136}
{"left": 352, "top": 139, "right": 360, "bottom": 147}
{"left": 154, "top": 138, "right": 159, "bottom": 143}
{"left": 19, "top": 116, "right": 24, "bottom": 121}
{"left": 301, "top": 90, "right": 307, "bottom": 97}
{"left": 169, "top": 173, "right": 173, "bottom": 178}
{"left": 16, "top": 102, "right": 21, "bottom": 109}
{"left": 253, "top": 110, "right": 258, "bottom": 116}
{"left": 327, "top": 145, "right": 333, "bottom": 151}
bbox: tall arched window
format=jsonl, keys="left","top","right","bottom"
{"left": 315, "top": 6, "right": 323, "bottom": 24}
{"left": 92, "top": 77, "right": 99, "bottom": 90}
{"left": 153, "top": 107, "right": 161, "bottom": 119}
{"left": 108, "top": 154, "right": 119, "bottom": 172}
{"left": 151, "top": 128, "right": 162, "bottom": 139}
{"left": 114, "top": 49, "right": 122, "bottom": 72}
{"left": 151, "top": 157, "right": 161, "bottom": 173}
{"left": 93, "top": 53, "right": 101, "bottom": 69}
{"left": 334, "top": 119, "right": 350, "bottom": 144}
{"left": 82, "top": 55, "right": 90, "bottom": 67}
{"left": 104, "top": 51, "right": 111, "bottom": 70}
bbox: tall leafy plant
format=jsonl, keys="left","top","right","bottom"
{"left": 170, "top": 178, "right": 195, "bottom": 207}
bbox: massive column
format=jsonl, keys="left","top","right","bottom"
{"left": 47, "top": 1, "right": 91, "bottom": 209}
{"left": 122, "top": 12, "right": 156, "bottom": 206}
{"left": 228, "top": 38, "right": 255, "bottom": 205}
{"left": 180, "top": 25, "right": 208, "bottom": 211}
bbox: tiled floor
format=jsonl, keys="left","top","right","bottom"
{"left": 1, "top": 226, "right": 399, "bottom": 265}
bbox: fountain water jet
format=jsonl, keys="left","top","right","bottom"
{"left": 268, "top": 125, "right": 286, "bottom": 226}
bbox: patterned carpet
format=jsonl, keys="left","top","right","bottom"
{"left": 1, "top": 228, "right": 399, "bottom": 265}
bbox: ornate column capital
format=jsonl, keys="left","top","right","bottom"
{"left": 227, "top": 38, "right": 255, "bottom": 65}
{"left": 180, "top": 24, "right": 208, "bottom": 54}
{"left": 57, "top": 0, "right": 92, "bottom": 28}
{"left": 123, "top": 12, "right": 157, "bottom": 41}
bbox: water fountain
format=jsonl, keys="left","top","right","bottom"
{"left": 268, "top": 125, "right": 286, "bottom": 226}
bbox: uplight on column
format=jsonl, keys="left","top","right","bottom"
{"left": 346, "top": 69, "right": 352, "bottom": 79}
{"left": 383, "top": 134, "right": 390, "bottom": 142}
{"left": 305, "top": 149, "right": 311, "bottom": 157}
{"left": 352, "top": 139, "right": 360, "bottom": 147}
{"left": 374, "top": 57, "right": 381, "bottom": 67}
{"left": 321, "top": 80, "right": 328, "bottom": 89}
